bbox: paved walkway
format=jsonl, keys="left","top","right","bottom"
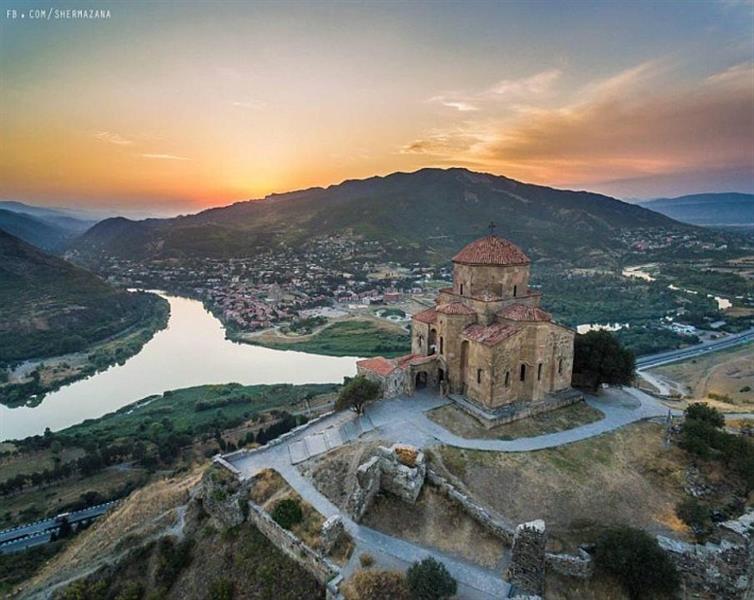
{"left": 225, "top": 386, "right": 674, "bottom": 599}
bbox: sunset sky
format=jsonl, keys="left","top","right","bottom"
{"left": 1, "top": 0, "right": 753, "bottom": 215}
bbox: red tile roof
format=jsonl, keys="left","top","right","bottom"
{"left": 436, "top": 302, "right": 476, "bottom": 316}
{"left": 412, "top": 307, "right": 438, "bottom": 324}
{"left": 453, "top": 235, "right": 530, "bottom": 266}
{"left": 462, "top": 323, "right": 521, "bottom": 346}
{"left": 498, "top": 303, "right": 552, "bottom": 322}
{"left": 356, "top": 357, "right": 397, "bottom": 376}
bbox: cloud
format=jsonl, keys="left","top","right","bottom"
{"left": 405, "top": 61, "right": 754, "bottom": 192}
{"left": 93, "top": 131, "right": 133, "bottom": 146}
{"left": 488, "top": 68, "right": 562, "bottom": 98}
{"left": 428, "top": 96, "right": 479, "bottom": 112}
{"left": 232, "top": 100, "right": 266, "bottom": 110}
{"left": 139, "top": 153, "right": 189, "bottom": 161}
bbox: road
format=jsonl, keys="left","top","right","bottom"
{"left": 636, "top": 327, "right": 754, "bottom": 370}
{"left": 0, "top": 501, "right": 117, "bottom": 554}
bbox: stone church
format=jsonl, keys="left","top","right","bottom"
{"left": 357, "top": 233, "right": 579, "bottom": 425}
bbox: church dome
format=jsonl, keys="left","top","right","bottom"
{"left": 452, "top": 235, "right": 530, "bottom": 266}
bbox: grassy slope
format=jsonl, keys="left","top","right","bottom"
{"left": 0, "top": 230, "right": 166, "bottom": 363}
{"left": 56, "top": 382, "right": 338, "bottom": 446}
{"left": 244, "top": 320, "right": 410, "bottom": 358}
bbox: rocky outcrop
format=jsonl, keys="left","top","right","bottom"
{"left": 505, "top": 520, "right": 548, "bottom": 597}
{"left": 658, "top": 510, "right": 754, "bottom": 600}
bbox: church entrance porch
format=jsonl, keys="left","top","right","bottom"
{"left": 415, "top": 371, "right": 428, "bottom": 389}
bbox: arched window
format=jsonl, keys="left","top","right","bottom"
{"left": 440, "top": 337, "right": 444, "bottom": 355}
{"left": 504, "top": 371, "right": 510, "bottom": 387}
{"left": 477, "top": 369, "right": 482, "bottom": 384}
{"left": 537, "top": 363, "right": 543, "bottom": 381}
{"left": 460, "top": 283, "right": 464, "bottom": 296}
{"left": 520, "top": 364, "right": 526, "bottom": 381}
{"left": 558, "top": 359, "right": 563, "bottom": 375}
{"left": 513, "top": 285, "right": 518, "bottom": 297}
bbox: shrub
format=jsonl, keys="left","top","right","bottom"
{"left": 359, "top": 553, "right": 375, "bottom": 568}
{"left": 271, "top": 498, "right": 303, "bottom": 530}
{"left": 345, "top": 569, "right": 409, "bottom": 600}
{"left": 406, "top": 557, "right": 457, "bottom": 600}
{"left": 209, "top": 577, "right": 234, "bottom": 600}
{"left": 595, "top": 526, "right": 679, "bottom": 599}
{"left": 676, "top": 498, "right": 711, "bottom": 541}
{"left": 155, "top": 537, "right": 194, "bottom": 590}
{"left": 685, "top": 403, "right": 724, "bottom": 428}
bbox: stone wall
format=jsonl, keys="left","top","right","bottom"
{"left": 345, "top": 444, "right": 426, "bottom": 521}
{"left": 246, "top": 499, "right": 339, "bottom": 586}
{"left": 505, "top": 520, "right": 548, "bottom": 597}
{"left": 544, "top": 549, "right": 594, "bottom": 579}
{"left": 657, "top": 511, "right": 754, "bottom": 600}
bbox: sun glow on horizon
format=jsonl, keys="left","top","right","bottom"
{"left": 1, "top": 0, "right": 752, "bottom": 213}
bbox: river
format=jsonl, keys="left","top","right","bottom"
{"left": 0, "top": 294, "right": 359, "bottom": 441}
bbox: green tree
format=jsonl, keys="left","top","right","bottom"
{"left": 406, "top": 557, "right": 457, "bottom": 600}
{"left": 595, "top": 526, "right": 679, "bottom": 600}
{"left": 271, "top": 498, "right": 303, "bottom": 530}
{"left": 676, "top": 498, "right": 712, "bottom": 541}
{"left": 684, "top": 403, "right": 724, "bottom": 428}
{"left": 336, "top": 375, "right": 380, "bottom": 415}
{"left": 573, "top": 331, "right": 635, "bottom": 390}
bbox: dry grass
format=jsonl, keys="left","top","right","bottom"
{"left": 21, "top": 469, "right": 201, "bottom": 598}
{"left": 438, "top": 422, "right": 690, "bottom": 551}
{"left": 250, "top": 469, "right": 325, "bottom": 550}
{"left": 545, "top": 571, "right": 629, "bottom": 600}
{"left": 362, "top": 486, "right": 507, "bottom": 568}
{"left": 427, "top": 401, "right": 603, "bottom": 440}
{"left": 651, "top": 342, "right": 754, "bottom": 411}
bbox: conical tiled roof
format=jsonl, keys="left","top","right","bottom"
{"left": 452, "top": 235, "right": 529, "bottom": 266}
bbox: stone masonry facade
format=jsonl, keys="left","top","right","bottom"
{"left": 357, "top": 234, "right": 577, "bottom": 425}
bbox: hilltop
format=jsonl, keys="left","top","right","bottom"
{"left": 69, "top": 168, "right": 684, "bottom": 266}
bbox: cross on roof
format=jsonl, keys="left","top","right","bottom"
{"left": 488, "top": 221, "right": 496, "bottom": 235}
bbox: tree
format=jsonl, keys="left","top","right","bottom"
{"left": 406, "top": 557, "right": 457, "bottom": 600}
{"left": 573, "top": 331, "right": 635, "bottom": 390}
{"left": 676, "top": 498, "right": 711, "bottom": 541}
{"left": 336, "top": 376, "right": 380, "bottom": 415}
{"left": 271, "top": 498, "right": 303, "bottom": 530}
{"left": 594, "top": 526, "right": 679, "bottom": 600}
{"left": 345, "top": 569, "right": 409, "bottom": 600}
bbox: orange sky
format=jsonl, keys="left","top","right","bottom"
{"left": 1, "top": 1, "right": 752, "bottom": 215}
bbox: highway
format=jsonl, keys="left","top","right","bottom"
{"left": 0, "top": 501, "right": 117, "bottom": 554}
{"left": 636, "top": 327, "right": 754, "bottom": 370}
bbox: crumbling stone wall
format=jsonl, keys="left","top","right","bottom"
{"left": 197, "top": 465, "right": 248, "bottom": 529}
{"left": 345, "top": 444, "right": 426, "bottom": 521}
{"left": 320, "top": 515, "right": 345, "bottom": 555}
{"left": 505, "top": 520, "right": 548, "bottom": 597}
{"left": 544, "top": 549, "right": 593, "bottom": 579}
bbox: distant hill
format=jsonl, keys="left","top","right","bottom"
{"left": 0, "top": 201, "right": 96, "bottom": 250}
{"left": 638, "top": 193, "right": 754, "bottom": 228}
{"left": 70, "top": 168, "right": 684, "bottom": 266}
{"left": 0, "top": 230, "right": 163, "bottom": 363}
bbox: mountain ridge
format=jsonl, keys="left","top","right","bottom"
{"left": 69, "top": 167, "right": 687, "bottom": 265}
{"left": 638, "top": 193, "right": 754, "bottom": 227}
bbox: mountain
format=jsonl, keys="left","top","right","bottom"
{"left": 0, "top": 201, "right": 96, "bottom": 250}
{"left": 0, "top": 230, "right": 162, "bottom": 363}
{"left": 638, "top": 193, "right": 754, "bottom": 228}
{"left": 70, "top": 168, "right": 685, "bottom": 265}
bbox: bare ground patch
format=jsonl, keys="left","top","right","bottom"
{"left": 299, "top": 440, "right": 384, "bottom": 509}
{"left": 427, "top": 401, "right": 603, "bottom": 440}
{"left": 437, "top": 422, "right": 689, "bottom": 551}
{"left": 361, "top": 485, "right": 507, "bottom": 569}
